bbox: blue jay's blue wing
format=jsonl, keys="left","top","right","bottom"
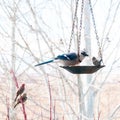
{"left": 35, "top": 59, "right": 54, "bottom": 66}
{"left": 56, "top": 52, "right": 77, "bottom": 60}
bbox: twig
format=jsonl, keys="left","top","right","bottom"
{"left": 109, "top": 104, "right": 120, "bottom": 119}
{"left": 6, "top": 97, "right": 10, "bottom": 120}
{"left": 47, "top": 77, "right": 52, "bottom": 120}
{"left": 10, "top": 69, "right": 19, "bottom": 88}
{"left": 98, "top": 111, "right": 101, "bottom": 120}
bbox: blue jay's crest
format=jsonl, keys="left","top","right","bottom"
{"left": 56, "top": 52, "right": 77, "bottom": 60}
{"left": 81, "top": 51, "right": 89, "bottom": 56}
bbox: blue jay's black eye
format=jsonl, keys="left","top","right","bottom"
{"left": 81, "top": 52, "right": 89, "bottom": 56}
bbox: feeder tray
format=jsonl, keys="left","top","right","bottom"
{"left": 60, "top": 65, "right": 105, "bottom": 74}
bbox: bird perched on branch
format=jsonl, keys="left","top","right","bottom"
{"left": 35, "top": 50, "right": 89, "bottom": 66}
{"left": 14, "top": 84, "right": 25, "bottom": 102}
{"left": 14, "top": 93, "right": 27, "bottom": 108}
{"left": 92, "top": 57, "right": 102, "bottom": 67}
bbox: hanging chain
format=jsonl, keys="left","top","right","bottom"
{"left": 88, "top": 0, "right": 103, "bottom": 60}
{"left": 68, "top": 0, "right": 79, "bottom": 53}
{"left": 78, "top": 0, "right": 84, "bottom": 56}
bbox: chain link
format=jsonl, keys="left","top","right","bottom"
{"left": 78, "top": 0, "right": 84, "bottom": 56}
{"left": 88, "top": 0, "right": 103, "bottom": 60}
{"left": 68, "top": 0, "right": 79, "bottom": 53}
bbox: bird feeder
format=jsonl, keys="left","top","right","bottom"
{"left": 60, "top": 65, "right": 105, "bottom": 74}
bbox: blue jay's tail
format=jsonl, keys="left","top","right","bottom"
{"left": 35, "top": 59, "right": 54, "bottom": 66}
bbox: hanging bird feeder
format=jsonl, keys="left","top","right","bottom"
{"left": 35, "top": 0, "right": 105, "bottom": 74}
{"left": 60, "top": 0, "right": 105, "bottom": 74}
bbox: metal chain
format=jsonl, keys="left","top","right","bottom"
{"left": 88, "top": 0, "right": 103, "bottom": 60}
{"left": 78, "top": 0, "right": 84, "bottom": 56}
{"left": 68, "top": 0, "right": 79, "bottom": 53}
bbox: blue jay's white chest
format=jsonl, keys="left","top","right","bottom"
{"left": 79, "top": 54, "right": 86, "bottom": 62}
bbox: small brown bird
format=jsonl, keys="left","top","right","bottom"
{"left": 92, "top": 57, "right": 102, "bottom": 67}
{"left": 14, "top": 93, "right": 27, "bottom": 108}
{"left": 14, "top": 84, "right": 25, "bottom": 102}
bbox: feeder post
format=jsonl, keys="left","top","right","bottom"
{"left": 75, "top": 13, "right": 85, "bottom": 119}
{"left": 84, "top": 0, "right": 95, "bottom": 119}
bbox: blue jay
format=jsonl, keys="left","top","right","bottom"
{"left": 92, "top": 57, "right": 102, "bottom": 67}
{"left": 35, "top": 51, "right": 88, "bottom": 66}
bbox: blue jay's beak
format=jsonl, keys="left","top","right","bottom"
{"left": 81, "top": 51, "right": 89, "bottom": 56}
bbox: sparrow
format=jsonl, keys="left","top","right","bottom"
{"left": 14, "top": 84, "right": 25, "bottom": 102}
{"left": 92, "top": 57, "right": 102, "bottom": 67}
{"left": 14, "top": 93, "right": 27, "bottom": 108}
